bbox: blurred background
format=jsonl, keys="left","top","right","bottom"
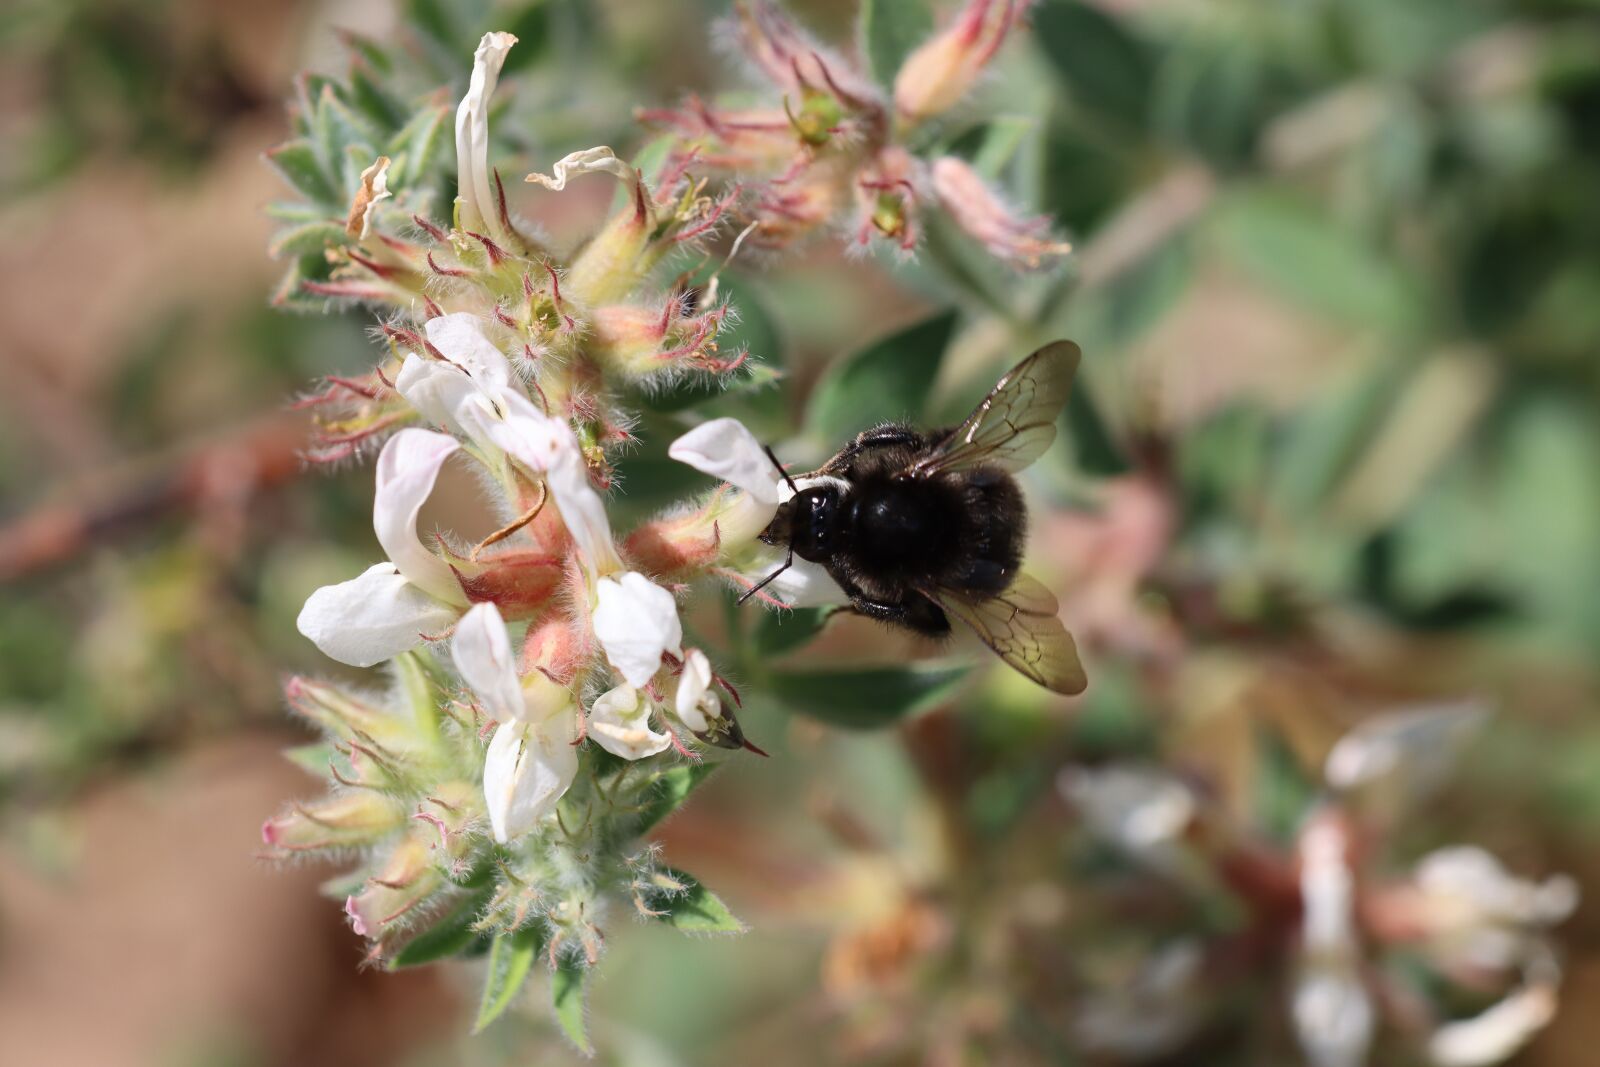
{"left": 2, "top": 0, "right": 1600, "bottom": 1064}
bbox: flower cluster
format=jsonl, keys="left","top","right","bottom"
{"left": 1062, "top": 702, "right": 1577, "bottom": 1067}
{"left": 640, "top": 0, "right": 1071, "bottom": 265}
{"left": 260, "top": 28, "right": 861, "bottom": 1033}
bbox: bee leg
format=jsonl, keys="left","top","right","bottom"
{"left": 835, "top": 579, "right": 951, "bottom": 637}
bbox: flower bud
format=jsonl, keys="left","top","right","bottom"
{"left": 261, "top": 791, "right": 408, "bottom": 853}
{"left": 345, "top": 834, "right": 445, "bottom": 938}
{"left": 284, "top": 677, "right": 420, "bottom": 753}
{"left": 931, "top": 155, "right": 1071, "bottom": 269}
{"left": 894, "top": 0, "right": 1026, "bottom": 124}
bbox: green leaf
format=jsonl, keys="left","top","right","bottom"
{"left": 769, "top": 662, "right": 970, "bottom": 729}
{"left": 1034, "top": 0, "right": 1155, "bottom": 131}
{"left": 634, "top": 761, "right": 719, "bottom": 836}
{"left": 268, "top": 221, "right": 349, "bottom": 260}
{"left": 752, "top": 605, "right": 831, "bottom": 657}
{"left": 648, "top": 867, "right": 745, "bottom": 933}
{"left": 390, "top": 887, "right": 493, "bottom": 969}
{"left": 552, "top": 955, "right": 591, "bottom": 1053}
{"left": 1212, "top": 190, "right": 1419, "bottom": 330}
{"left": 388, "top": 105, "right": 450, "bottom": 191}
{"left": 473, "top": 925, "right": 545, "bottom": 1033}
{"left": 861, "top": 0, "right": 934, "bottom": 88}
{"left": 265, "top": 140, "right": 338, "bottom": 205}
{"left": 806, "top": 310, "right": 958, "bottom": 442}
{"left": 347, "top": 68, "right": 408, "bottom": 131}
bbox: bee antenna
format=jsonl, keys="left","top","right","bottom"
{"left": 763, "top": 444, "right": 801, "bottom": 496}
{"left": 737, "top": 547, "right": 793, "bottom": 605}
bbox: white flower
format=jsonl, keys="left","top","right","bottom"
{"left": 1427, "top": 967, "right": 1560, "bottom": 1067}
{"left": 588, "top": 685, "right": 671, "bottom": 760}
{"left": 1292, "top": 812, "right": 1374, "bottom": 1067}
{"left": 673, "top": 647, "right": 720, "bottom": 733}
{"left": 593, "top": 572, "right": 682, "bottom": 687}
{"left": 297, "top": 429, "right": 466, "bottom": 667}
{"left": 1060, "top": 764, "right": 1195, "bottom": 865}
{"left": 454, "top": 31, "right": 519, "bottom": 248}
{"left": 482, "top": 717, "right": 577, "bottom": 844}
{"left": 395, "top": 313, "right": 517, "bottom": 448}
{"left": 1412, "top": 845, "right": 1577, "bottom": 972}
{"left": 451, "top": 603, "right": 577, "bottom": 843}
{"left": 668, "top": 417, "right": 845, "bottom": 606}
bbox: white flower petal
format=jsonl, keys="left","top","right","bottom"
{"left": 395, "top": 354, "right": 478, "bottom": 436}
{"left": 668, "top": 417, "right": 782, "bottom": 506}
{"left": 588, "top": 685, "right": 671, "bottom": 760}
{"left": 1301, "top": 814, "right": 1357, "bottom": 951}
{"left": 451, "top": 602, "right": 525, "bottom": 723}
{"left": 762, "top": 558, "right": 848, "bottom": 607}
{"left": 1324, "top": 699, "right": 1489, "bottom": 795}
{"left": 482, "top": 715, "right": 578, "bottom": 843}
{"left": 373, "top": 429, "right": 465, "bottom": 605}
{"left": 454, "top": 31, "right": 518, "bottom": 246}
{"left": 477, "top": 391, "right": 623, "bottom": 573}
{"left": 1414, "top": 845, "right": 1579, "bottom": 928}
{"left": 594, "top": 572, "right": 682, "bottom": 687}
{"left": 1291, "top": 966, "right": 1374, "bottom": 1067}
{"left": 296, "top": 563, "right": 460, "bottom": 667}
{"left": 526, "top": 146, "right": 634, "bottom": 191}
{"left": 1060, "top": 765, "right": 1195, "bottom": 857}
{"left": 674, "top": 647, "right": 716, "bottom": 733}
{"left": 424, "top": 313, "right": 512, "bottom": 395}
{"left": 1427, "top": 979, "right": 1559, "bottom": 1067}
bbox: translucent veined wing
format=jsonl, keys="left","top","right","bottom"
{"left": 913, "top": 340, "right": 1080, "bottom": 477}
{"left": 927, "top": 572, "right": 1087, "bottom": 695}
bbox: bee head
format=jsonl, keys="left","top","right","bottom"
{"left": 762, "top": 484, "right": 842, "bottom": 563}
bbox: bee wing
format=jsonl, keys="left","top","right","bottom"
{"left": 928, "top": 573, "right": 1087, "bottom": 695}
{"left": 914, "top": 340, "right": 1080, "bottom": 477}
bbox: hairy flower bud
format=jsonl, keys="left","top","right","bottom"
{"left": 262, "top": 790, "right": 408, "bottom": 853}
{"left": 894, "top": 0, "right": 1027, "bottom": 124}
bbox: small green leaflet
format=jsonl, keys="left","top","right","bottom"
{"left": 647, "top": 867, "right": 745, "bottom": 934}
{"left": 390, "top": 887, "right": 494, "bottom": 969}
{"left": 473, "top": 925, "right": 546, "bottom": 1033}
{"left": 552, "top": 955, "right": 591, "bottom": 1053}
{"left": 805, "top": 310, "right": 957, "bottom": 442}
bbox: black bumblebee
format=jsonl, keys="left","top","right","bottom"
{"left": 747, "top": 341, "right": 1087, "bottom": 695}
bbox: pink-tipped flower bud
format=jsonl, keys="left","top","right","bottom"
{"left": 930, "top": 155, "right": 1071, "bottom": 269}
{"left": 894, "top": 0, "right": 1028, "bottom": 124}
{"left": 284, "top": 677, "right": 421, "bottom": 753}
{"left": 261, "top": 791, "right": 408, "bottom": 853}
{"left": 345, "top": 834, "right": 445, "bottom": 941}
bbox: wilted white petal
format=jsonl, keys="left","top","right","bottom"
{"left": 1415, "top": 845, "right": 1579, "bottom": 930}
{"left": 1301, "top": 813, "right": 1357, "bottom": 951}
{"left": 345, "top": 155, "right": 392, "bottom": 239}
{"left": 674, "top": 648, "right": 717, "bottom": 732}
{"left": 479, "top": 391, "right": 624, "bottom": 573}
{"left": 1060, "top": 765, "right": 1195, "bottom": 856}
{"left": 1427, "top": 977, "right": 1559, "bottom": 1067}
{"left": 1324, "top": 699, "right": 1489, "bottom": 796}
{"left": 588, "top": 685, "right": 671, "bottom": 760}
{"left": 424, "top": 313, "right": 512, "bottom": 395}
{"left": 373, "top": 429, "right": 465, "bottom": 605}
{"left": 1292, "top": 967, "right": 1375, "bottom": 1067}
{"left": 669, "top": 417, "right": 782, "bottom": 507}
{"left": 451, "top": 602, "right": 524, "bottom": 723}
{"left": 526, "top": 146, "right": 634, "bottom": 191}
{"left": 594, "top": 572, "right": 682, "bottom": 687}
{"left": 297, "top": 563, "right": 460, "bottom": 667}
{"left": 455, "top": 31, "right": 518, "bottom": 246}
{"left": 482, "top": 715, "right": 578, "bottom": 843}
